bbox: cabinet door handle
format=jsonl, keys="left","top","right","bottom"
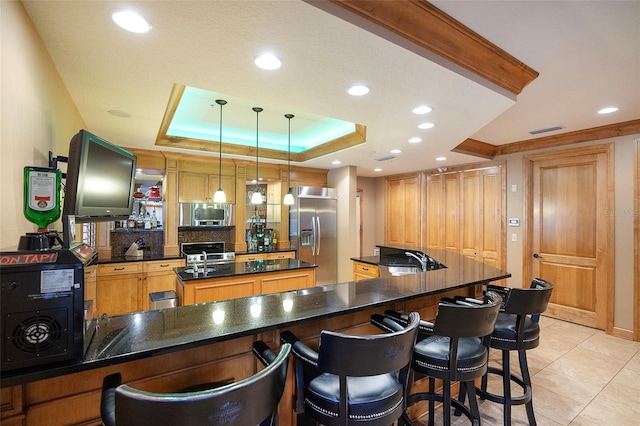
{"left": 160, "top": 264, "right": 170, "bottom": 267}
{"left": 533, "top": 253, "right": 542, "bottom": 259}
{"left": 114, "top": 267, "right": 125, "bottom": 271}
{"left": 363, "top": 267, "right": 369, "bottom": 271}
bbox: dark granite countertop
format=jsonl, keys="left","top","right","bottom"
{"left": 176, "top": 259, "right": 316, "bottom": 281}
{"left": 1, "top": 248, "right": 510, "bottom": 386}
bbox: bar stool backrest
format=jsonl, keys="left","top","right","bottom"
{"left": 433, "top": 291, "right": 502, "bottom": 338}
{"left": 112, "top": 343, "right": 291, "bottom": 426}
{"left": 317, "top": 311, "right": 420, "bottom": 376}
{"left": 502, "top": 278, "right": 554, "bottom": 316}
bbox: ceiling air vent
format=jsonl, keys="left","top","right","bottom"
{"left": 529, "top": 125, "right": 565, "bottom": 135}
{"left": 374, "top": 155, "right": 396, "bottom": 161}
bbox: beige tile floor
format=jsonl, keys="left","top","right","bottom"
{"left": 414, "top": 316, "right": 640, "bottom": 426}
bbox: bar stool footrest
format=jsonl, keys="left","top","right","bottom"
{"left": 476, "top": 366, "right": 532, "bottom": 406}
{"left": 406, "top": 391, "right": 478, "bottom": 425}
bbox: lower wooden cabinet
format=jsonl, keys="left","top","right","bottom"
{"left": 266, "top": 251, "right": 295, "bottom": 260}
{"left": 97, "top": 259, "right": 185, "bottom": 316}
{"left": 97, "top": 262, "right": 142, "bottom": 316}
{"left": 178, "top": 268, "right": 315, "bottom": 306}
{"left": 353, "top": 261, "right": 380, "bottom": 281}
{"left": 142, "top": 259, "right": 185, "bottom": 311}
{"left": 235, "top": 251, "right": 295, "bottom": 262}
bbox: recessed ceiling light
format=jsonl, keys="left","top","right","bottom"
{"left": 254, "top": 53, "right": 282, "bottom": 70}
{"left": 408, "top": 137, "right": 422, "bottom": 143}
{"left": 412, "top": 105, "right": 433, "bottom": 115}
{"left": 347, "top": 84, "right": 370, "bottom": 96}
{"left": 331, "top": 160, "right": 342, "bottom": 165}
{"left": 111, "top": 10, "right": 152, "bottom": 33}
{"left": 374, "top": 168, "right": 382, "bottom": 172}
{"left": 436, "top": 157, "right": 447, "bottom": 161}
{"left": 390, "top": 149, "right": 402, "bottom": 154}
{"left": 598, "top": 107, "right": 619, "bottom": 114}
{"left": 418, "top": 122, "right": 435, "bottom": 129}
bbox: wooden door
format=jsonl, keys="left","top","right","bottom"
{"left": 461, "top": 167, "right": 504, "bottom": 267}
{"left": 526, "top": 145, "right": 613, "bottom": 330}
{"left": 386, "top": 175, "right": 419, "bottom": 246}
{"left": 425, "top": 174, "right": 443, "bottom": 248}
{"left": 443, "top": 173, "right": 460, "bottom": 252}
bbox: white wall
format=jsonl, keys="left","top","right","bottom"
{"left": 0, "top": 0, "right": 85, "bottom": 250}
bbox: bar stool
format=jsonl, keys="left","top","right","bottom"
{"left": 476, "top": 278, "right": 554, "bottom": 426}
{"left": 280, "top": 311, "right": 420, "bottom": 426}
{"left": 100, "top": 341, "right": 290, "bottom": 426}
{"left": 379, "top": 291, "right": 502, "bottom": 426}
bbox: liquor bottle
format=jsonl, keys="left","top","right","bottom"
{"left": 23, "top": 167, "right": 61, "bottom": 230}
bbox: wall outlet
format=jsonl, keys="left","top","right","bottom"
{"left": 511, "top": 233, "right": 518, "bottom": 242}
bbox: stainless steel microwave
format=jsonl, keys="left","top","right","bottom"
{"left": 179, "top": 203, "right": 234, "bottom": 226}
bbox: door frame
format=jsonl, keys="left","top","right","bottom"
{"left": 635, "top": 140, "right": 639, "bottom": 341}
{"left": 523, "top": 143, "right": 615, "bottom": 333}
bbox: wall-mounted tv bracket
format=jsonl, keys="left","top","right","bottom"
{"left": 48, "top": 151, "right": 68, "bottom": 178}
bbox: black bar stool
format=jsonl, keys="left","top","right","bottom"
{"left": 280, "top": 311, "right": 420, "bottom": 426}
{"left": 378, "top": 291, "right": 502, "bottom": 426}
{"left": 476, "top": 278, "right": 554, "bottom": 426}
{"left": 100, "top": 341, "right": 290, "bottom": 426}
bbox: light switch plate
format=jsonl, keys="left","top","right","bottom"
{"left": 508, "top": 218, "right": 520, "bottom": 227}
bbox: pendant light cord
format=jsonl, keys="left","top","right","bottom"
{"left": 215, "top": 99, "right": 227, "bottom": 192}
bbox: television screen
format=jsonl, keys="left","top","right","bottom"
{"left": 63, "top": 129, "right": 137, "bottom": 221}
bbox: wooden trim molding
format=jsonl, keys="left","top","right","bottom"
{"left": 635, "top": 139, "right": 640, "bottom": 341}
{"left": 323, "top": 0, "right": 538, "bottom": 95}
{"left": 452, "top": 120, "right": 640, "bottom": 159}
{"left": 451, "top": 138, "right": 498, "bottom": 159}
{"left": 154, "top": 84, "right": 366, "bottom": 162}
{"left": 495, "top": 119, "right": 640, "bottom": 156}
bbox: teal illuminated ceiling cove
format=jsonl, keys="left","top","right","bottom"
{"left": 156, "top": 84, "right": 366, "bottom": 161}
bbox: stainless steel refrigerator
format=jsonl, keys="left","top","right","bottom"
{"left": 289, "top": 186, "right": 337, "bottom": 285}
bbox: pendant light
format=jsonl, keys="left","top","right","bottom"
{"left": 283, "top": 114, "right": 295, "bottom": 205}
{"left": 213, "top": 99, "right": 227, "bottom": 203}
{"left": 251, "top": 107, "right": 263, "bottom": 204}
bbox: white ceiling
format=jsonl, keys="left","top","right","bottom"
{"left": 22, "top": 0, "right": 640, "bottom": 178}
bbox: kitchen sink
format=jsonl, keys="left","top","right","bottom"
{"left": 386, "top": 265, "right": 422, "bottom": 276}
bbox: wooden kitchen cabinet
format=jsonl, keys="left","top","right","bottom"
{"left": 235, "top": 253, "right": 266, "bottom": 262}
{"left": 266, "top": 251, "right": 295, "bottom": 260}
{"left": 353, "top": 261, "right": 380, "bottom": 281}
{"left": 178, "top": 172, "right": 235, "bottom": 204}
{"left": 385, "top": 174, "right": 420, "bottom": 247}
{"left": 97, "top": 262, "right": 143, "bottom": 316}
{"left": 235, "top": 251, "right": 295, "bottom": 263}
{"left": 178, "top": 268, "right": 315, "bottom": 306}
{"left": 141, "top": 259, "right": 185, "bottom": 311}
{"left": 424, "top": 164, "right": 505, "bottom": 271}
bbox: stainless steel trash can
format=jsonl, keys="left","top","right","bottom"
{"left": 149, "top": 290, "right": 178, "bottom": 309}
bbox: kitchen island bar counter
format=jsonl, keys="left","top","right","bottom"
{"left": 1, "top": 249, "right": 509, "bottom": 387}
{"left": 176, "top": 258, "right": 315, "bottom": 281}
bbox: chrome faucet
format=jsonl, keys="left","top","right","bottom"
{"left": 202, "top": 251, "right": 208, "bottom": 274}
{"left": 405, "top": 251, "right": 428, "bottom": 270}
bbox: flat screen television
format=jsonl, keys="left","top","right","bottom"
{"left": 63, "top": 129, "right": 137, "bottom": 221}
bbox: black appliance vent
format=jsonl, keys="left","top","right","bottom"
{"left": 4, "top": 308, "right": 69, "bottom": 362}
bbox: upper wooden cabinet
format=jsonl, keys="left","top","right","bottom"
{"left": 178, "top": 172, "right": 235, "bottom": 204}
{"left": 385, "top": 175, "right": 420, "bottom": 247}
